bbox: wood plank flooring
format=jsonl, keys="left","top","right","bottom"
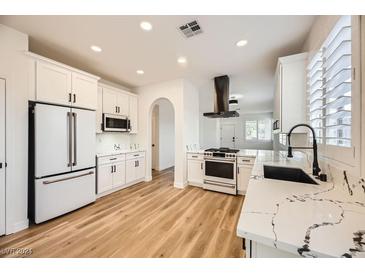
{"left": 0, "top": 168, "right": 245, "bottom": 258}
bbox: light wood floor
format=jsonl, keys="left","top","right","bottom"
{"left": 0, "top": 168, "right": 244, "bottom": 258}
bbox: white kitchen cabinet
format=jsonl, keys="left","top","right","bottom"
{"left": 273, "top": 53, "right": 308, "bottom": 133}
{"left": 126, "top": 152, "right": 145, "bottom": 184}
{"left": 237, "top": 164, "right": 253, "bottom": 194}
{"left": 97, "top": 164, "right": 114, "bottom": 193}
{"left": 97, "top": 155, "right": 126, "bottom": 195}
{"left": 96, "top": 87, "right": 103, "bottom": 133}
{"left": 102, "top": 86, "right": 129, "bottom": 116}
{"left": 187, "top": 158, "right": 204, "bottom": 186}
{"left": 129, "top": 95, "right": 138, "bottom": 134}
{"left": 34, "top": 56, "right": 99, "bottom": 110}
{"left": 36, "top": 60, "right": 72, "bottom": 106}
{"left": 72, "top": 72, "right": 98, "bottom": 110}
{"left": 102, "top": 87, "right": 118, "bottom": 115}
{"left": 117, "top": 92, "right": 129, "bottom": 116}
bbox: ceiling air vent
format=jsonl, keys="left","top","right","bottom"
{"left": 178, "top": 20, "right": 203, "bottom": 38}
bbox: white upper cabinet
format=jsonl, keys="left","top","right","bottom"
{"left": 99, "top": 83, "right": 139, "bottom": 133}
{"left": 117, "top": 92, "right": 129, "bottom": 116}
{"left": 102, "top": 87, "right": 118, "bottom": 115}
{"left": 36, "top": 61, "right": 72, "bottom": 106}
{"left": 71, "top": 72, "right": 98, "bottom": 110}
{"left": 273, "top": 52, "right": 308, "bottom": 133}
{"left": 32, "top": 54, "right": 99, "bottom": 110}
{"left": 129, "top": 95, "right": 138, "bottom": 134}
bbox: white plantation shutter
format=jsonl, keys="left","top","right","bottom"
{"left": 307, "top": 16, "right": 352, "bottom": 148}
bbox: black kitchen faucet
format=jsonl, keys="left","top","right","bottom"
{"left": 287, "top": 123, "right": 321, "bottom": 177}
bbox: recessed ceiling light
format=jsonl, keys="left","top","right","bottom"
{"left": 136, "top": 70, "right": 144, "bottom": 75}
{"left": 236, "top": 40, "right": 248, "bottom": 47}
{"left": 177, "top": 56, "right": 187, "bottom": 64}
{"left": 90, "top": 45, "right": 102, "bottom": 52}
{"left": 140, "top": 21, "right": 152, "bottom": 31}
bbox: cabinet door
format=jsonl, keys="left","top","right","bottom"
{"left": 117, "top": 92, "right": 129, "bottom": 116}
{"left": 71, "top": 72, "right": 98, "bottom": 110}
{"left": 103, "top": 87, "right": 118, "bottom": 115}
{"left": 125, "top": 159, "right": 136, "bottom": 183}
{"left": 129, "top": 96, "right": 138, "bottom": 134}
{"left": 187, "top": 160, "right": 204, "bottom": 184}
{"left": 36, "top": 61, "right": 72, "bottom": 106}
{"left": 97, "top": 164, "right": 113, "bottom": 194}
{"left": 237, "top": 164, "right": 253, "bottom": 193}
{"left": 113, "top": 161, "right": 126, "bottom": 187}
{"left": 135, "top": 157, "right": 145, "bottom": 181}
{"left": 96, "top": 87, "right": 103, "bottom": 133}
{"left": 0, "top": 79, "right": 5, "bottom": 236}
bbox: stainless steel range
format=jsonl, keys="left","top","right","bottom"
{"left": 203, "top": 147, "right": 239, "bottom": 195}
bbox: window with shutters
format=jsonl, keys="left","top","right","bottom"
{"left": 306, "top": 15, "right": 360, "bottom": 169}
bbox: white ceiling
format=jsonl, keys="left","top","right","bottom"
{"left": 0, "top": 15, "right": 315, "bottom": 111}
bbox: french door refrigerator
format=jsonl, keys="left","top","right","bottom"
{"left": 29, "top": 102, "right": 96, "bottom": 224}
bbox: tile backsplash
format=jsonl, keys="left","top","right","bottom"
{"left": 96, "top": 132, "right": 137, "bottom": 153}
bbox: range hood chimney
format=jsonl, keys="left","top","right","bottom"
{"left": 203, "top": 75, "right": 239, "bottom": 118}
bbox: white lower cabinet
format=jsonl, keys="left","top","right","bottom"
{"left": 97, "top": 164, "right": 114, "bottom": 194}
{"left": 187, "top": 159, "right": 204, "bottom": 186}
{"left": 237, "top": 157, "right": 255, "bottom": 194}
{"left": 97, "top": 152, "right": 145, "bottom": 197}
{"left": 237, "top": 164, "right": 253, "bottom": 194}
{"left": 126, "top": 152, "right": 145, "bottom": 184}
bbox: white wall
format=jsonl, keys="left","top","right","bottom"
{"left": 153, "top": 99, "right": 175, "bottom": 171}
{"left": 96, "top": 133, "right": 136, "bottom": 154}
{"left": 220, "top": 112, "right": 274, "bottom": 150}
{"left": 0, "top": 24, "right": 29, "bottom": 234}
{"left": 198, "top": 81, "right": 220, "bottom": 149}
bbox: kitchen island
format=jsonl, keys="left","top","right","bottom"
{"left": 236, "top": 150, "right": 365, "bottom": 258}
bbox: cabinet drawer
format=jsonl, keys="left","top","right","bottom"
{"left": 97, "top": 154, "right": 126, "bottom": 165}
{"left": 237, "top": 157, "right": 255, "bottom": 165}
{"left": 126, "top": 152, "right": 145, "bottom": 160}
{"left": 187, "top": 153, "right": 204, "bottom": 161}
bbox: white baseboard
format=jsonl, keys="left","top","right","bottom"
{"left": 188, "top": 181, "right": 203, "bottom": 188}
{"left": 145, "top": 175, "right": 152, "bottom": 182}
{"left": 6, "top": 219, "right": 29, "bottom": 235}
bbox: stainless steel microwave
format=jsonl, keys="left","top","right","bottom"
{"left": 103, "top": 113, "right": 130, "bottom": 132}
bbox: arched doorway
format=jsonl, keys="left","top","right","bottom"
{"left": 150, "top": 98, "right": 175, "bottom": 178}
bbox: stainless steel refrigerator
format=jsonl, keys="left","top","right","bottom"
{"left": 29, "top": 102, "right": 96, "bottom": 224}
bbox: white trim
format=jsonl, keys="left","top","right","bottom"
{"left": 24, "top": 51, "right": 100, "bottom": 80}
{"left": 98, "top": 82, "right": 137, "bottom": 97}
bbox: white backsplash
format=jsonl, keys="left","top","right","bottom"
{"left": 96, "top": 132, "right": 137, "bottom": 154}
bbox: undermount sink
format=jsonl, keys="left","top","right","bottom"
{"left": 263, "top": 165, "right": 318, "bottom": 185}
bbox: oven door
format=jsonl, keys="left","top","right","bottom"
{"left": 103, "top": 114, "right": 130, "bottom": 132}
{"left": 204, "top": 158, "right": 236, "bottom": 184}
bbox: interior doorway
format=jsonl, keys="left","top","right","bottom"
{"left": 151, "top": 98, "right": 175, "bottom": 177}
{"left": 0, "top": 79, "right": 6, "bottom": 236}
{"left": 220, "top": 124, "right": 236, "bottom": 148}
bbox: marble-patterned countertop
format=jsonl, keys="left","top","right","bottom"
{"left": 236, "top": 150, "right": 365, "bottom": 258}
{"left": 96, "top": 149, "right": 146, "bottom": 158}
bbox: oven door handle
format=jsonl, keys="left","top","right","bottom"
{"left": 204, "top": 181, "right": 236, "bottom": 189}
{"left": 204, "top": 159, "right": 236, "bottom": 163}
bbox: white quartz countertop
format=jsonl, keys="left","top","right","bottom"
{"left": 96, "top": 149, "right": 146, "bottom": 158}
{"left": 236, "top": 150, "right": 365, "bottom": 258}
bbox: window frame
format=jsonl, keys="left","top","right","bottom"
{"left": 306, "top": 16, "right": 361, "bottom": 175}
{"left": 244, "top": 119, "right": 272, "bottom": 142}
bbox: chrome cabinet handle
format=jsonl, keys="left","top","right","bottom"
{"left": 237, "top": 166, "right": 240, "bottom": 174}
{"left": 72, "top": 112, "right": 77, "bottom": 166}
{"left": 67, "top": 112, "right": 72, "bottom": 167}
{"left": 111, "top": 165, "right": 114, "bottom": 173}
{"left": 109, "top": 157, "right": 117, "bottom": 161}
{"left": 43, "top": 171, "right": 94, "bottom": 185}
{"left": 73, "top": 94, "right": 76, "bottom": 103}
{"left": 68, "top": 93, "right": 72, "bottom": 103}
{"left": 201, "top": 163, "right": 203, "bottom": 170}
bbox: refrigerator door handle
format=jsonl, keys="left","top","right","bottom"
{"left": 72, "top": 112, "right": 77, "bottom": 166}
{"left": 42, "top": 170, "right": 94, "bottom": 185}
{"left": 67, "top": 112, "right": 73, "bottom": 167}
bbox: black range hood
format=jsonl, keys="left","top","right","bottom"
{"left": 203, "top": 75, "right": 239, "bottom": 118}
